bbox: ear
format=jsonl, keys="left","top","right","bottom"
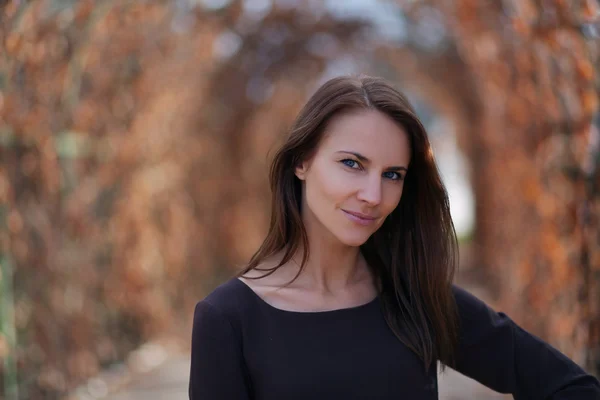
{"left": 295, "top": 161, "right": 309, "bottom": 181}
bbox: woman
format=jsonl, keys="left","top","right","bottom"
{"left": 188, "top": 75, "right": 600, "bottom": 399}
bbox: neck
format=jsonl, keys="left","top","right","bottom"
{"left": 289, "top": 210, "right": 369, "bottom": 295}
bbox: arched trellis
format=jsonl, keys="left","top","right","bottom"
{"left": 382, "top": 0, "right": 600, "bottom": 374}
{"left": 0, "top": 1, "right": 598, "bottom": 398}
{"left": 411, "top": 0, "right": 600, "bottom": 373}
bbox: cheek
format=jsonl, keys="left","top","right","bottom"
{"left": 307, "top": 165, "right": 355, "bottom": 208}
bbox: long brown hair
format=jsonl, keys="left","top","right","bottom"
{"left": 237, "top": 75, "right": 459, "bottom": 370}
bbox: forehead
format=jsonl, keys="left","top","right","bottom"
{"left": 319, "top": 109, "right": 411, "bottom": 164}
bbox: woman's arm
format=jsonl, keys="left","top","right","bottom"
{"left": 189, "top": 300, "right": 251, "bottom": 400}
{"left": 451, "top": 285, "right": 600, "bottom": 399}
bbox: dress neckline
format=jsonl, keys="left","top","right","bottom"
{"left": 233, "top": 278, "right": 379, "bottom": 315}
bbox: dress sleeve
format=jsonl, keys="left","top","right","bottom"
{"left": 451, "top": 285, "right": 600, "bottom": 399}
{"left": 189, "top": 300, "right": 251, "bottom": 400}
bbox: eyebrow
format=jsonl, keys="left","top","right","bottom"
{"left": 336, "top": 151, "right": 408, "bottom": 172}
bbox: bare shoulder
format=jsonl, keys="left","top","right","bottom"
{"left": 237, "top": 256, "right": 310, "bottom": 311}
{"left": 238, "top": 260, "right": 297, "bottom": 291}
{"left": 239, "top": 251, "right": 297, "bottom": 285}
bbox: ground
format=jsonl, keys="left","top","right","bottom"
{"left": 80, "top": 353, "right": 510, "bottom": 400}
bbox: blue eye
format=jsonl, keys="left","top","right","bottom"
{"left": 383, "top": 171, "right": 403, "bottom": 181}
{"left": 341, "top": 159, "right": 360, "bottom": 169}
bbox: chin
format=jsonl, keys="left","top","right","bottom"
{"left": 335, "top": 232, "right": 372, "bottom": 247}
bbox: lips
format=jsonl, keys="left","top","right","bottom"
{"left": 342, "top": 210, "right": 377, "bottom": 220}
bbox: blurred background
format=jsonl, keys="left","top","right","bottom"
{"left": 0, "top": 0, "right": 599, "bottom": 399}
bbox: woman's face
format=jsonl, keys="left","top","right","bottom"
{"left": 295, "top": 109, "right": 411, "bottom": 247}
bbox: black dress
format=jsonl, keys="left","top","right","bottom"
{"left": 188, "top": 278, "right": 600, "bottom": 399}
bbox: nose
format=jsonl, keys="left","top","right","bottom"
{"left": 357, "top": 175, "right": 382, "bottom": 206}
